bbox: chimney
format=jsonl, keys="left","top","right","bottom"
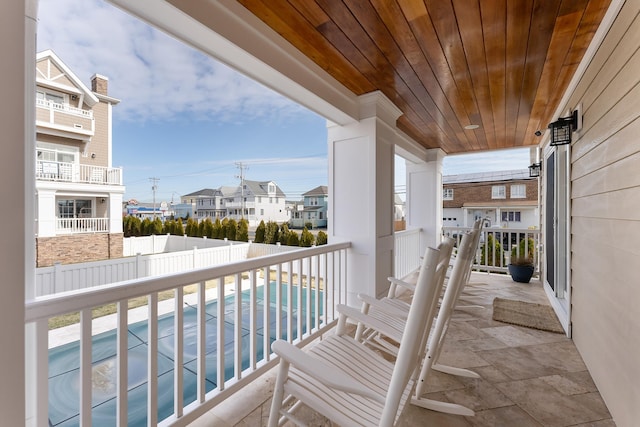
{"left": 91, "top": 73, "right": 109, "bottom": 96}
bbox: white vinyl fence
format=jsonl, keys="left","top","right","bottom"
{"left": 36, "top": 240, "right": 298, "bottom": 297}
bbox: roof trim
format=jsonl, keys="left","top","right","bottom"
{"left": 36, "top": 50, "right": 100, "bottom": 106}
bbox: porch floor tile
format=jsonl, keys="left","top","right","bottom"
{"left": 191, "top": 272, "right": 616, "bottom": 426}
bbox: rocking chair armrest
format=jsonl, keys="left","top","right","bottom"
{"left": 357, "top": 294, "right": 409, "bottom": 320}
{"left": 271, "top": 340, "right": 384, "bottom": 403}
{"left": 337, "top": 304, "right": 403, "bottom": 343}
{"left": 387, "top": 277, "right": 416, "bottom": 293}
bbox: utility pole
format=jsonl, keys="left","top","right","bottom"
{"left": 150, "top": 177, "right": 159, "bottom": 219}
{"left": 235, "top": 162, "right": 248, "bottom": 219}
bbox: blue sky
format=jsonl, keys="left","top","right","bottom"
{"left": 37, "top": 0, "right": 530, "bottom": 203}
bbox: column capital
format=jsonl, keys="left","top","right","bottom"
{"left": 357, "top": 91, "right": 402, "bottom": 125}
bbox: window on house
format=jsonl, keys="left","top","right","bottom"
{"left": 269, "top": 197, "right": 273, "bottom": 203}
{"left": 58, "top": 199, "right": 92, "bottom": 218}
{"left": 319, "top": 212, "right": 323, "bottom": 219}
{"left": 443, "top": 188, "right": 454, "bottom": 200}
{"left": 268, "top": 183, "right": 276, "bottom": 194}
{"left": 37, "top": 90, "right": 64, "bottom": 106}
{"left": 492, "top": 185, "right": 506, "bottom": 199}
{"left": 501, "top": 211, "right": 522, "bottom": 222}
{"left": 511, "top": 184, "right": 526, "bottom": 198}
{"left": 260, "top": 209, "right": 264, "bottom": 215}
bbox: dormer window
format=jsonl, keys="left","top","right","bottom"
{"left": 268, "top": 183, "right": 276, "bottom": 194}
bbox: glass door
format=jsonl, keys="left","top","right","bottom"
{"left": 543, "top": 145, "right": 571, "bottom": 335}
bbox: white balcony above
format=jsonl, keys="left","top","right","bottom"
{"left": 36, "top": 98, "right": 95, "bottom": 140}
{"left": 36, "top": 160, "right": 122, "bottom": 186}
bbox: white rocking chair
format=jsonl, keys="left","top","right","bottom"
{"left": 268, "top": 246, "right": 443, "bottom": 427}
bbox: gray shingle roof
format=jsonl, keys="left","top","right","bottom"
{"left": 443, "top": 169, "right": 530, "bottom": 184}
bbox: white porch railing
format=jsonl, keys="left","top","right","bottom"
{"left": 36, "top": 160, "right": 123, "bottom": 185}
{"left": 36, "top": 98, "right": 94, "bottom": 118}
{"left": 394, "top": 227, "right": 422, "bottom": 279}
{"left": 26, "top": 242, "right": 350, "bottom": 427}
{"left": 443, "top": 226, "right": 541, "bottom": 273}
{"left": 56, "top": 217, "right": 109, "bottom": 234}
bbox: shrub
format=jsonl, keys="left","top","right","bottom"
{"left": 300, "top": 227, "right": 315, "bottom": 247}
{"left": 316, "top": 230, "right": 328, "bottom": 245}
{"left": 480, "top": 234, "right": 504, "bottom": 267}
{"left": 265, "top": 221, "right": 280, "bottom": 244}
{"left": 220, "top": 218, "right": 229, "bottom": 240}
{"left": 226, "top": 218, "right": 237, "bottom": 240}
{"left": 141, "top": 218, "right": 152, "bottom": 236}
{"left": 305, "top": 221, "right": 313, "bottom": 230}
{"left": 287, "top": 230, "right": 300, "bottom": 246}
{"left": 254, "top": 220, "right": 266, "bottom": 243}
{"left": 237, "top": 219, "right": 249, "bottom": 242}
{"left": 202, "top": 218, "right": 214, "bottom": 238}
{"left": 163, "top": 219, "right": 175, "bottom": 235}
{"left": 511, "top": 237, "right": 535, "bottom": 261}
{"left": 174, "top": 218, "right": 184, "bottom": 236}
{"left": 212, "top": 218, "right": 222, "bottom": 239}
{"left": 279, "top": 224, "right": 290, "bottom": 245}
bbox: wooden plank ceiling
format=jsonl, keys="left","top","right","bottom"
{"left": 236, "top": 0, "right": 611, "bottom": 154}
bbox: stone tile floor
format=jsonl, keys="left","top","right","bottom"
{"left": 190, "top": 272, "right": 615, "bottom": 426}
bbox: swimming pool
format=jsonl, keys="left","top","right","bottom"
{"left": 48, "top": 283, "right": 321, "bottom": 426}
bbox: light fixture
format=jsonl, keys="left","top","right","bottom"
{"left": 91, "top": 153, "right": 96, "bottom": 159}
{"left": 548, "top": 110, "right": 578, "bottom": 146}
{"left": 100, "top": 198, "right": 106, "bottom": 203}
{"left": 534, "top": 130, "right": 542, "bottom": 137}
{"left": 529, "top": 162, "right": 542, "bottom": 178}
{"left": 464, "top": 124, "right": 480, "bottom": 130}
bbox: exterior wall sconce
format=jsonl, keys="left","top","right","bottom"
{"left": 548, "top": 110, "right": 578, "bottom": 146}
{"left": 529, "top": 162, "right": 542, "bottom": 178}
{"left": 91, "top": 153, "right": 96, "bottom": 159}
{"left": 100, "top": 198, "right": 106, "bottom": 203}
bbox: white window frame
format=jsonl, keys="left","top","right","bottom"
{"left": 443, "top": 188, "right": 454, "bottom": 200}
{"left": 491, "top": 185, "right": 506, "bottom": 199}
{"left": 511, "top": 184, "right": 526, "bottom": 199}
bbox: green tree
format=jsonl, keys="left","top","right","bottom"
{"left": 163, "top": 219, "right": 174, "bottom": 235}
{"left": 141, "top": 218, "right": 152, "bottom": 236}
{"left": 220, "top": 218, "right": 229, "bottom": 240}
{"left": 152, "top": 217, "right": 163, "bottom": 235}
{"left": 265, "top": 221, "right": 280, "bottom": 244}
{"left": 316, "top": 230, "right": 328, "bottom": 245}
{"left": 279, "top": 223, "right": 290, "bottom": 245}
{"left": 237, "top": 219, "right": 249, "bottom": 242}
{"left": 174, "top": 218, "right": 184, "bottom": 236}
{"left": 226, "top": 218, "right": 237, "bottom": 240}
{"left": 130, "top": 216, "right": 142, "bottom": 237}
{"left": 254, "top": 220, "right": 266, "bottom": 243}
{"left": 300, "top": 227, "right": 315, "bottom": 247}
{"left": 212, "top": 218, "right": 222, "bottom": 239}
{"left": 203, "top": 218, "right": 214, "bottom": 238}
{"left": 286, "top": 230, "right": 300, "bottom": 246}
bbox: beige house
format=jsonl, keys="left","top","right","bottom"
{"left": 34, "top": 50, "right": 125, "bottom": 267}
{"left": 2, "top": 1, "right": 639, "bottom": 425}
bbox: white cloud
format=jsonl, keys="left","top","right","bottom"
{"left": 37, "top": 0, "right": 306, "bottom": 123}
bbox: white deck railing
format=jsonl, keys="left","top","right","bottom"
{"left": 36, "top": 98, "right": 94, "bottom": 118}
{"left": 37, "top": 160, "right": 123, "bottom": 185}
{"left": 443, "top": 226, "right": 541, "bottom": 273}
{"left": 55, "top": 217, "right": 109, "bottom": 234}
{"left": 394, "top": 227, "right": 422, "bottom": 278}
{"left": 26, "top": 242, "right": 350, "bottom": 427}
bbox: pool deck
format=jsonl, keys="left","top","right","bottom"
{"left": 188, "top": 272, "right": 616, "bottom": 427}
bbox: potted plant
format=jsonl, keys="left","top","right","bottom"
{"left": 508, "top": 256, "right": 535, "bottom": 283}
{"left": 508, "top": 238, "right": 535, "bottom": 283}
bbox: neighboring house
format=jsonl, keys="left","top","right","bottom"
{"left": 194, "top": 186, "right": 235, "bottom": 220}
{"left": 290, "top": 185, "right": 328, "bottom": 229}
{"left": 35, "top": 50, "right": 125, "bottom": 267}
{"left": 442, "top": 169, "right": 539, "bottom": 230}
{"left": 182, "top": 188, "right": 218, "bottom": 216}
{"left": 225, "top": 180, "right": 288, "bottom": 225}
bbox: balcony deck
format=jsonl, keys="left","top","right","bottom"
{"left": 191, "top": 272, "right": 614, "bottom": 427}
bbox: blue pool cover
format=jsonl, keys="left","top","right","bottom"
{"left": 48, "top": 283, "right": 321, "bottom": 426}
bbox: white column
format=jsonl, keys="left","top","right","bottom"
{"left": 109, "top": 191, "right": 124, "bottom": 233}
{"left": 36, "top": 188, "right": 57, "bottom": 237}
{"left": 328, "top": 92, "right": 401, "bottom": 303}
{"left": 406, "top": 149, "right": 445, "bottom": 254}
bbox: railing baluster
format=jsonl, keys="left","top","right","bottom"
{"left": 297, "top": 259, "right": 303, "bottom": 341}
{"left": 116, "top": 300, "right": 128, "bottom": 426}
{"left": 249, "top": 269, "right": 257, "bottom": 370}
{"left": 306, "top": 256, "right": 312, "bottom": 337}
{"left": 80, "top": 308, "right": 92, "bottom": 427}
{"left": 234, "top": 273, "right": 242, "bottom": 380}
{"left": 315, "top": 254, "right": 321, "bottom": 330}
{"left": 174, "top": 286, "right": 184, "bottom": 418}
{"left": 275, "top": 263, "right": 283, "bottom": 344}
{"left": 287, "top": 261, "right": 293, "bottom": 343}
{"left": 216, "top": 277, "right": 224, "bottom": 392}
{"left": 147, "top": 292, "right": 158, "bottom": 426}
{"left": 263, "top": 266, "right": 271, "bottom": 362}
